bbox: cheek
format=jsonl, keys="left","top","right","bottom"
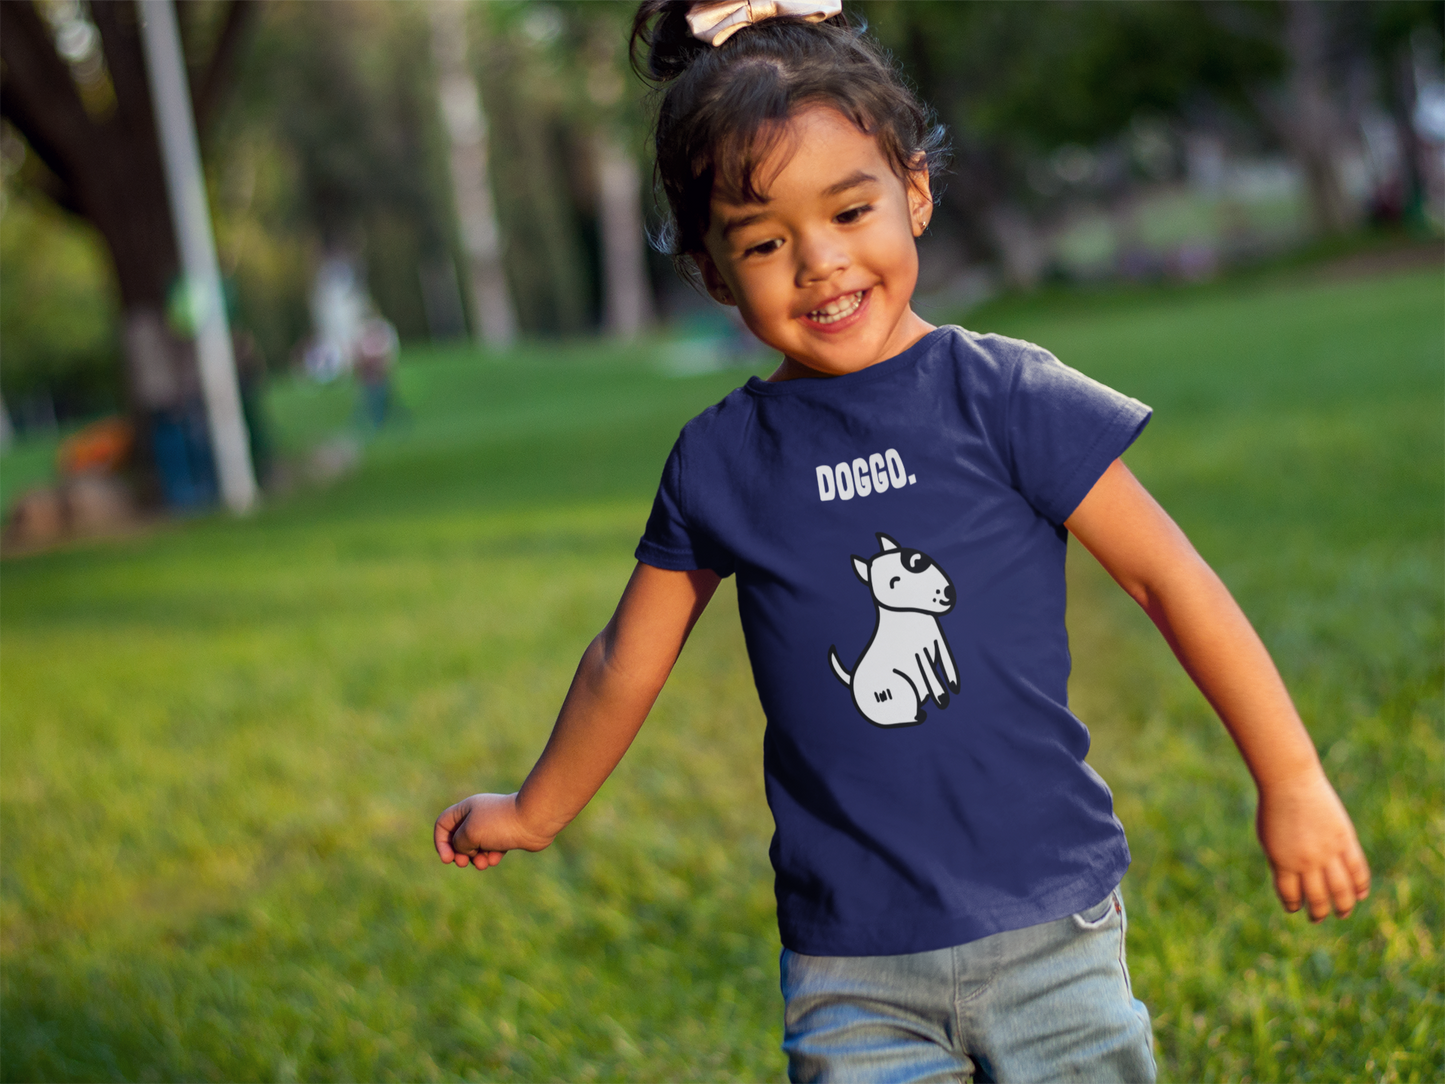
{"left": 869, "top": 211, "right": 921, "bottom": 279}
{"left": 731, "top": 263, "right": 793, "bottom": 318}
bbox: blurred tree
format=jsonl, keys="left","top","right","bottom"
{"left": 230, "top": 1, "right": 454, "bottom": 343}
{"left": 0, "top": 0, "right": 257, "bottom": 462}
{"left": 573, "top": 2, "right": 654, "bottom": 338}
{"left": 0, "top": 179, "right": 121, "bottom": 424}
{"left": 857, "top": 0, "right": 1283, "bottom": 284}
{"left": 1205, "top": 1, "right": 1442, "bottom": 237}
{"left": 1366, "top": 1, "right": 1442, "bottom": 226}
{"left": 1208, "top": 0, "right": 1359, "bottom": 237}
{"left": 438, "top": 1, "right": 658, "bottom": 339}
{"left": 476, "top": 3, "right": 591, "bottom": 336}
{"left": 430, "top": 0, "right": 517, "bottom": 349}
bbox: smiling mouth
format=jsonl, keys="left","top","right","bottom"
{"left": 806, "top": 290, "right": 866, "bottom": 325}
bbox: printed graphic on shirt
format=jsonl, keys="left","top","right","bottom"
{"left": 815, "top": 449, "right": 917, "bottom": 502}
{"left": 828, "top": 534, "right": 960, "bottom": 728}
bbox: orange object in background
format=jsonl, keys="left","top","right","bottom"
{"left": 58, "top": 416, "right": 135, "bottom": 476}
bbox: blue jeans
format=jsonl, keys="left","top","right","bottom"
{"left": 780, "top": 887, "right": 1155, "bottom": 1083}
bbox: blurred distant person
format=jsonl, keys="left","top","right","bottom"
{"left": 311, "top": 256, "right": 368, "bottom": 366}
{"left": 433, "top": 4, "right": 1370, "bottom": 1083}
{"left": 354, "top": 316, "right": 400, "bottom": 430}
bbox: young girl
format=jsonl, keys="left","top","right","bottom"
{"left": 433, "top": 3, "right": 1370, "bottom": 1079}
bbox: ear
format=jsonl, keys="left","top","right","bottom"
{"left": 695, "top": 252, "right": 737, "bottom": 307}
{"left": 852, "top": 556, "right": 870, "bottom": 583}
{"left": 876, "top": 533, "right": 900, "bottom": 552}
{"left": 906, "top": 162, "right": 933, "bottom": 238}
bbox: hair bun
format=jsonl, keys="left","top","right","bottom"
{"left": 631, "top": 1, "right": 709, "bottom": 83}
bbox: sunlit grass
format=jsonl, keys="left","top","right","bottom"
{"left": 2, "top": 267, "right": 1440, "bottom": 1082}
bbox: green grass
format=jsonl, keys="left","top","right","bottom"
{"left": 0, "top": 427, "right": 63, "bottom": 511}
{"left": 2, "top": 267, "right": 1440, "bottom": 1082}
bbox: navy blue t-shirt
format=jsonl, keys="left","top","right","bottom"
{"left": 636, "top": 326, "right": 1151, "bottom": 956}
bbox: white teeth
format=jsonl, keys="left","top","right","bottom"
{"left": 808, "top": 291, "right": 864, "bottom": 324}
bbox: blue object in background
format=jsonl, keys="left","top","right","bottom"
{"left": 150, "top": 409, "right": 217, "bottom": 511}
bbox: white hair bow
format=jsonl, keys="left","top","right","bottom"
{"left": 686, "top": 0, "right": 843, "bottom": 47}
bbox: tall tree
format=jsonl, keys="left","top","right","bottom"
{"left": 1216, "top": 0, "right": 1358, "bottom": 237}
{"left": 578, "top": 6, "right": 653, "bottom": 338}
{"left": 429, "top": 0, "right": 517, "bottom": 349}
{"left": 0, "top": 0, "right": 256, "bottom": 452}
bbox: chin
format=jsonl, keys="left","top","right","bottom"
{"left": 809, "top": 334, "right": 897, "bottom": 373}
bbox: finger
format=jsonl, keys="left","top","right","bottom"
{"left": 448, "top": 811, "right": 477, "bottom": 857}
{"left": 1275, "top": 869, "right": 1303, "bottom": 913}
{"left": 1301, "top": 868, "right": 1331, "bottom": 923}
{"left": 1323, "top": 858, "right": 1358, "bottom": 917}
{"left": 434, "top": 813, "right": 458, "bottom": 862}
{"left": 1345, "top": 844, "right": 1371, "bottom": 899}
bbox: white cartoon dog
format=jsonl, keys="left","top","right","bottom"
{"left": 829, "top": 534, "right": 959, "bottom": 727}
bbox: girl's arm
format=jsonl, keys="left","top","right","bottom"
{"left": 1064, "top": 459, "right": 1370, "bottom": 922}
{"left": 433, "top": 562, "right": 722, "bottom": 870}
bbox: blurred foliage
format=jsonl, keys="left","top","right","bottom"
{"left": 202, "top": 0, "right": 660, "bottom": 356}
{"left": 861, "top": 1, "right": 1282, "bottom": 151}
{"left": 0, "top": 182, "right": 121, "bottom": 419}
{"left": 212, "top": 1, "right": 450, "bottom": 361}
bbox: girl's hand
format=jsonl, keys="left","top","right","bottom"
{"left": 431, "top": 564, "right": 721, "bottom": 875}
{"left": 433, "top": 792, "right": 553, "bottom": 871}
{"left": 1256, "top": 768, "right": 1371, "bottom": 921}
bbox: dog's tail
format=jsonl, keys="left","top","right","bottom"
{"left": 828, "top": 646, "right": 852, "bottom": 687}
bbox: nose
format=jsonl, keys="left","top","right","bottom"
{"left": 941, "top": 584, "right": 954, "bottom": 604}
{"left": 794, "top": 229, "right": 849, "bottom": 286}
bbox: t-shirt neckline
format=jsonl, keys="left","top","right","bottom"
{"left": 744, "top": 327, "right": 955, "bottom": 398}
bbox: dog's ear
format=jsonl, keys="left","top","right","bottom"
{"left": 852, "top": 556, "right": 870, "bottom": 583}
{"left": 876, "top": 533, "right": 900, "bottom": 552}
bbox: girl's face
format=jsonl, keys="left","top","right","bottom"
{"left": 696, "top": 105, "right": 934, "bottom": 379}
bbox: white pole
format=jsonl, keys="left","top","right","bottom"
{"left": 139, "top": 0, "right": 257, "bottom": 513}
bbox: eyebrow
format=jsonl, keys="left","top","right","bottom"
{"left": 719, "top": 171, "right": 882, "bottom": 239}
{"left": 822, "top": 170, "right": 880, "bottom": 197}
{"left": 721, "top": 210, "right": 771, "bottom": 239}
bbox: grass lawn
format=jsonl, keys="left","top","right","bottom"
{"left": 2, "top": 265, "right": 1440, "bottom": 1082}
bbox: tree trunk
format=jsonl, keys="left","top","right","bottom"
{"left": 593, "top": 131, "right": 653, "bottom": 339}
{"left": 1280, "top": 0, "right": 1357, "bottom": 236}
{"left": 1389, "top": 41, "right": 1427, "bottom": 222}
{"left": 429, "top": 0, "right": 517, "bottom": 350}
{"left": 0, "top": 0, "right": 257, "bottom": 504}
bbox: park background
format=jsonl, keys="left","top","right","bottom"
{"left": 1, "top": 1, "right": 1442, "bottom": 1081}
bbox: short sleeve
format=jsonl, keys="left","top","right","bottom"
{"left": 635, "top": 435, "right": 737, "bottom": 577}
{"left": 1006, "top": 348, "right": 1151, "bottom": 524}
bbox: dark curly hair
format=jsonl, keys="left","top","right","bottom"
{"left": 631, "top": 1, "right": 949, "bottom": 280}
